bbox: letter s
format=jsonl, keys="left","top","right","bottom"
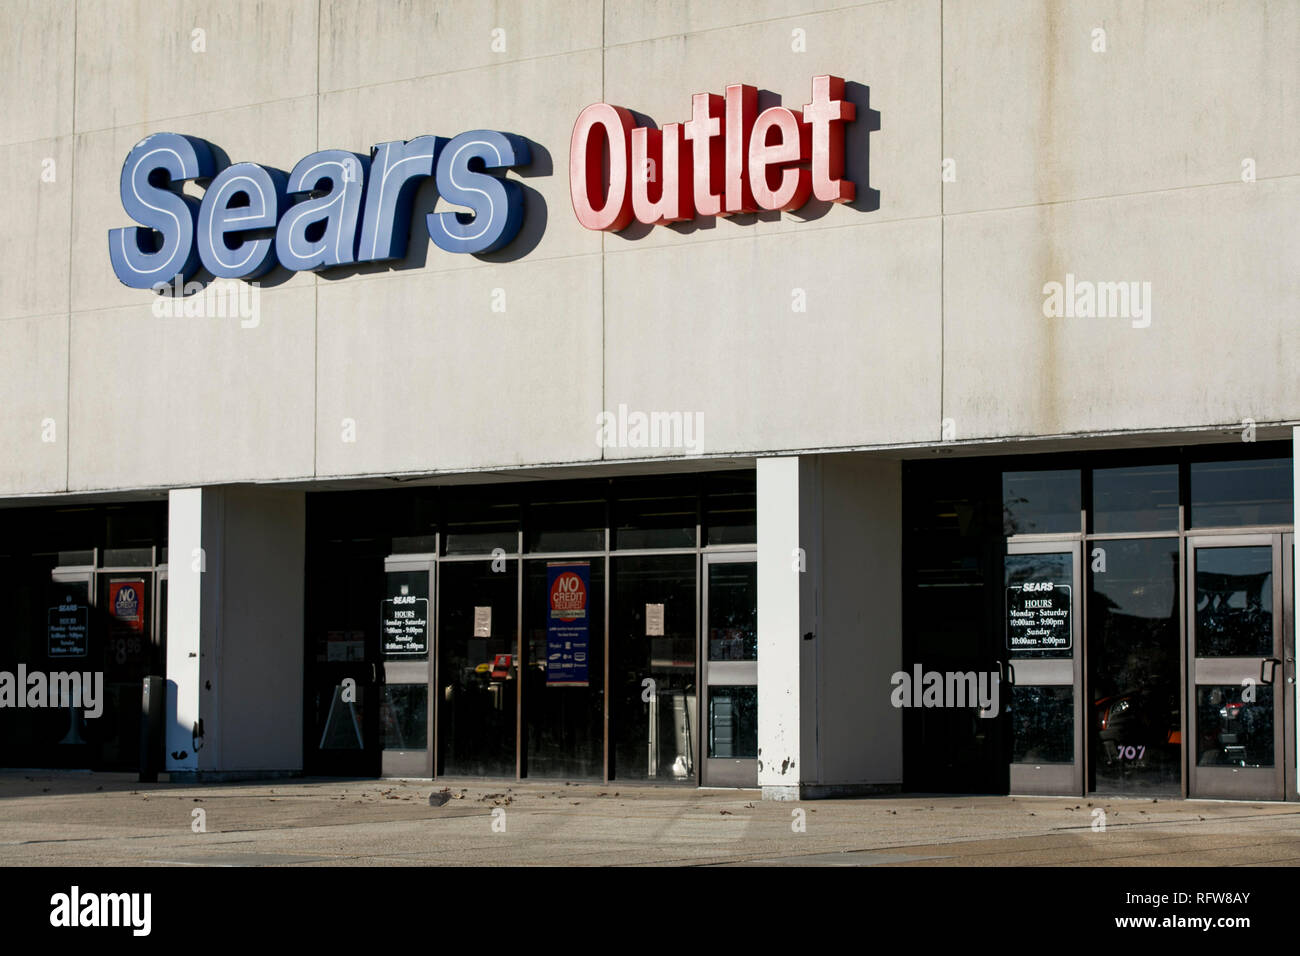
{"left": 427, "top": 130, "right": 531, "bottom": 254}
{"left": 108, "top": 132, "right": 216, "bottom": 289}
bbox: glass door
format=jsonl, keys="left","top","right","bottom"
{"left": 1187, "top": 534, "right": 1289, "bottom": 800}
{"left": 1005, "top": 542, "right": 1084, "bottom": 795}
{"left": 702, "top": 553, "right": 757, "bottom": 788}
{"left": 381, "top": 556, "right": 434, "bottom": 777}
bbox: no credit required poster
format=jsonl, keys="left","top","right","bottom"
{"left": 546, "top": 562, "right": 589, "bottom": 687}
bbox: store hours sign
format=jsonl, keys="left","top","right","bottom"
{"left": 1006, "top": 581, "right": 1071, "bottom": 651}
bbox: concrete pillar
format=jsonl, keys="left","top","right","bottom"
{"left": 757, "top": 453, "right": 904, "bottom": 799}
{"left": 166, "top": 486, "right": 305, "bottom": 780}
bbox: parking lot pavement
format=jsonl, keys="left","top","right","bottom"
{"left": 2, "top": 772, "right": 1298, "bottom": 866}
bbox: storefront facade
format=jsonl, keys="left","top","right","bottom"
{"left": 0, "top": 1, "right": 1296, "bottom": 801}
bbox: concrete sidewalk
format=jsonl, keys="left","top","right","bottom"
{"left": 1, "top": 772, "right": 1298, "bottom": 866}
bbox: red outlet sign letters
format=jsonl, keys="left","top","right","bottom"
{"left": 570, "top": 75, "right": 855, "bottom": 231}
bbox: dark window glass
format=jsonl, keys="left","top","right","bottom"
{"left": 1002, "top": 470, "right": 1080, "bottom": 535}
{"left": 1190, "top": 458, "right": 1292, "bottom": 527}
{"left": 612, "top": 479, "right": 696, "bottom": 550}
{"left": 101, "top": 548, "right": 153, "bottom": 567}
{"left": 444, "top": 493, "right": 519, "bottom": 555}
{"left": 707, "top": 562, "right": 757, "bottom": 661}
{"left": 437, "top": 559, "right": 517, "bottom": 777}
{"left": 1194, "top": 547, "right": 1273, "bottom": 657}
{"left": 1091, "top": 464, "right": 1179, "bottom": 533}
{"left": 611, "top": 554, "right": 697, "bottom": 783}
{"left": 708, "top": 686, "right": 757, "bottom": 758}
{"left": 1196, "top": 685, "right": 1274, "bottom": 767}
{"left": 1087, "top": 540, "right": 1181, "bottom": 794}
{"left": 705, "top": 472, "right": 756, "bottom": 545}
{"left": 527, "top": 494, "right": 605, "bottom": 553}
{"left": 391, "top": 535, "right": 437, "bottom": 555}
{"left": 1011, "top": 686, "right": 1073, "bottom": 763}
{"left": 523, "top": 559, "right": 604, "bottom": 780}
{"left": 381, "top": 684, "right": 427, "bottom": 750}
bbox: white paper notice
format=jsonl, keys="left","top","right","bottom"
{"left": 473, "top": 605, "right": 492, "bottom": 638}
{"left": 645, "top": 603, "right": 665, "bottom": 636}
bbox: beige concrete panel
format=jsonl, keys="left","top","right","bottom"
{"left": 72, "top": 96, "right": 320, "bottom": 315}
{"left": 0, "top": 314, "right": 68, "bottom": 494}
{"left": 74, "top": 0, "right": 318, "bottom": 132}
{"left": 315, "top": 256, "right": 603, "bottom": 477}
{"left": 943, "top": 0, "right": 1300, "bottom": 213}
{"left": 0, "top": 137, "right": 73, "bottom": 320}
{"left": 320, "top": 0, "right": 602, "bottom": 92}
{"left": 942, "top": 178, "right": 1300, "bottom": 441}
{"left": 0, "top": 0, "right": 74, "bottom": 145}
{"left": 67, "top": 286, "right": 316, "bottom": 490}
{"left": 316, "top": 50, "right": 603, "bottom": 281}
{"left": 605, "top": 0, "right": 898, "bottom": 47}
{"left": 603, "top": 216, "right": 943, "bottom": 458}
{"left": 600, "top": 0, "right": 938, "bottom": 253}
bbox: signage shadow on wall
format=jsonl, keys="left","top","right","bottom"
{"left": 614, "top": 81, "right": 879, "bottom": 242}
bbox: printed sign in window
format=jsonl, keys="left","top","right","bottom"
{"left": 1006, "top": 582, "right": 1072, "bottom": 651}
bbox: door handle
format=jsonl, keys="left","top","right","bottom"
{"left": 1261, "top": 658, "right": 1281, "bottom": 685}
{"left": 371, "top": 662, "right": 378, "bottom": 683}
{"left": 997, "top": 659, "right": 1016, "bottom": 686}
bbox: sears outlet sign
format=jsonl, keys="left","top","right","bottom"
{"left": 109, "top": 130, "right": 530, "bottom": 288}
{"left": 109, "top": 76, "right": 855, "bottom": 291}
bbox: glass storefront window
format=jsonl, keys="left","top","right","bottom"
{"left": 1091, "top": 464, "right": 1179, "bottom": 533}
{"left": 707, "top": 562, "right": 757, "bottom": 661}
{"left": 612, "top": 478, "right": 696, "bottom": 550}
{"left": 1002, "top": 470, "right": 1081, "bottom": 535}
{"left": 611, "top": 554, "right": 697, "bottom": 782}
{"left": 1010, "top": 686, "right": 1074, "bottom": 763}
{"left": 707, "top": 686, "right": 757, "bottom": 758}
{"left": 1196, "top": 685, "right": 1274, "bottom": 767}
{"left": 523, "top": 560, "right": 604, "bottom": 779}
{"left": 443, "top": 494, "right": 519, "bottom": 556}
{"left": 381, "top": 684, "right": 428, "bottom": 750}
{"left": 704, "top": 472, "right": 756, "bottom": 545}
{"left": 526, "top": 495, "right": 605, "bottom": 553}
{"left": 1190, "top": 458, "right": 1292, "bottom": 528}
{"left": 1194, "top": 547, "right": 1273, "bottom": 657}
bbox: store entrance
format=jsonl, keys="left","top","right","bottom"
{"left": 701, "top": 554, "right": 758, "bottom": 787}
{"left": 1005, "top": 542, "right": 1084, "bottom": 795}
{"left": 1187, "top": 534, "right": 1295, "bottom": 800}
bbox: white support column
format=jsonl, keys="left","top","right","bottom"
{"left": 757, "top": 457, "right": 813, "bottom": 799}
{"left": 757, "top": 453, "right": 904, "bottom": 800}
{"left": 166, "top": 486, "right": 305, "bottom": 779}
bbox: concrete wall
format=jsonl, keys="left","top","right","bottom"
{"left": 0, "top": 0, "right": 1296, "bottom": 495}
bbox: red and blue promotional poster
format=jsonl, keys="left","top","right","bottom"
{"left": 109, "top": 580, "right": 145, "bottom": 634}
{"left": 546, "top": 561, "right": 589, "bottom": 687}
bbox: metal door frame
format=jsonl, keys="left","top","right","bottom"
{"left": 1005, "top": 540, "right": 1085, "bottom": 795}
{"left": 1186, "top": 533, "right": 1287, "bottom": 800}
{"left": 701, "top": 550, "right": 758, "bottom": 788}
{"left": 381, "top": 554, "right": 436, "bottom": 778}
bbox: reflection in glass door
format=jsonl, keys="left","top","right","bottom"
{"left": 1187, "top": 535, "right": 1289, "bottom": 799}
{"left": 1005, "top": 543, "right": 1083, "bottom": 795}
{"left": 702, "top": 554, "right": 757, "bottom": 788}
{"left": 1086, "top": 539, "right": 1182, "bottom": 795}
{"left": 381, "top": 556, "right": 433, "bottom": 777}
